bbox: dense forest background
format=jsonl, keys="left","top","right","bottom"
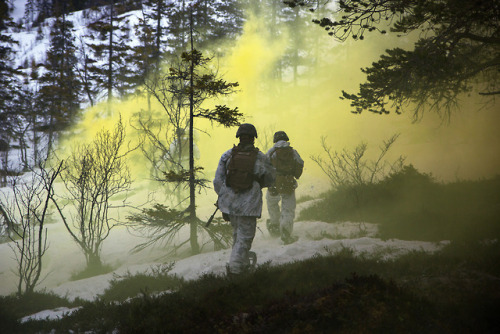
{"left": 2, "top": 0, "right": 499, "bottom": 184}
{"left": 1, "top": 0, "right": 252, "bottom": 179}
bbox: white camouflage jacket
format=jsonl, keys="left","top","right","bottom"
{"left": 266, "top": 140, "right": 304, "bottom": 189}
{"left": 213, "top": 145, "right": 276, "bottom": 217}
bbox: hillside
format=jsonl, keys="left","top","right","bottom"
{"left": 2, "top": 212, "right": 499, "bottom": 332}
{"left": 1, "top": 1, "right": 499, "bottom": 332}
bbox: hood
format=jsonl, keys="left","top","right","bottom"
{"left": 274, "top": 140, "right": 290, "bottom": 148}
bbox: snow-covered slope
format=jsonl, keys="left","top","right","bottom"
{"left": 0, "top": 199, "right": 446, "bottom": 301}
{"left": 13, "top": 202, "right": 447, "bottom": 322}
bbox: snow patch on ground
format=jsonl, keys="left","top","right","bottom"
{"left": 20, "top": 307, "right": 81, "bottom": 323}
{"left": 36, "top": 217, "right": 446, "bottom": 302}
{"left": 8, "top": 196, "right": 449, "bottom": 323}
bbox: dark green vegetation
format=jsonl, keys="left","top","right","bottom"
{"left": 99, "top": 263, "right": 184, "bottom": 303}
{"left": 1, "top": 241, "right": 499, "bottom": 333}
{"left": 0, "top": 292, "right": 82, "bottom": 334}
{"left": 2, "top": 166, "right": 499, "bottom": 332}
{"left": 2, "top": 155, "right": 499, "bottom": 333}
{"left": 296, "top": 0, "right": 500, "bottom": 119}
{"left": 300, "top": 165, "right": 500, "bottom": 242}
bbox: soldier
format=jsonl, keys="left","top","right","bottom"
{"left": 213, "top": 124, "right": 275, "bottom": 275}
{"left": 266, "top": 131, "right": 304, "bottom": 244}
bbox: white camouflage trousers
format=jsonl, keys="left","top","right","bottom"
{"left": 266, "top": 190, "right": 296, "bottom": 236}
{"left": 229, "top": 215, "right": 257, "bottom": 274}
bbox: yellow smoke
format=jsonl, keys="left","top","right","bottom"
{"left": 61, "top": 5, "right": 500, "bottom": 207}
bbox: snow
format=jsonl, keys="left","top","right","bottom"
{"left": 1, "top": 202, "right": 447, "bottom": 298}
{"left": 1, "top": 197, "right": 448, "bottom": 323}
{"left": 14, "top": 220, "right": 447, "bottom": 321}
{"left": 10, "top": 0, "right": 27, "bottom": 22}
{"left": 20, "top": 307, "right": 81, "bottom": 323}
{"left": 0, "top": 172, "right": 448, "bottom": 323}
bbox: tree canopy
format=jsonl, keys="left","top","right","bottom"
{"left": 294, "top": 0, "right": 500, "bottom": 119}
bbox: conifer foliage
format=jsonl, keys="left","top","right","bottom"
{"left": 133, "top": 3, "right": 243, "bottom": 255}
{"left": 0, "top": 0, "right": 20, "bottom": 184}
{"left": 38, "top": 14, "right": 81, "bottom": 154}
{"left": 292, "top": 0, "right": 500, "bottom": 119}
{"left": 134, "top": 50, "right": 242, "bottom": 254}
{"left": 167, "top": 0, "right": 244, "bottom": 54}
{"left": 130, "top": 0, "right": 173, "bottom": 89}
{"left": 86, "top": 0, "right": 135, "bottom": 105}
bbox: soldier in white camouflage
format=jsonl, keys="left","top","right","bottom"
{"left": 266, "top": 131, "right": 304, "bottom": 244}
{"left": 213, "top": 124, "right": 276, "bottom": 275}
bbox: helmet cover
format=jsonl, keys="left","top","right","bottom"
{"left": 236, "top": 123, "right": 258, "bottom": 138}
{"left": 273, "top": 131, "right": 289, "bottom": 143}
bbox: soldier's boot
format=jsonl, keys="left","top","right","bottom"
{"left": 266, "top": 219, "right": 280, "bottom": 238}
{"left": 226, "top": 252, "right": 257, "bottom": 278}
{"left": 226, "top": 263, "right": 238, "bottom": 278}
{"left": 281, "top": 230, "right": 298, "bottom": 245}
{"left": 248, "top": 251, "right": 257, "bottom": 270}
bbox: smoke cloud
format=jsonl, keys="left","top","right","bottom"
{"left": 63, "top": 5, "right": 500, "bottom": 207}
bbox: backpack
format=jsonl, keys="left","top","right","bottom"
{"left": 272, "top": 146, "right": 295, "bottom": 175}
{"left": 271, "top": 146, "right": 299, "bottom": 194}
{"left": 226, "top": 145, "right": 258, "bottom": 193}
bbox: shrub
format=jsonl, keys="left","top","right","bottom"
{"left": 99, "top": 264, "right": 184, "bottom": 302}
{"left": 300, "top": 166, "right": 500, "bottom": 242}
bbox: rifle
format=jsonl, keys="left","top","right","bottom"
{"left": 205, "top": 201, "right": 219, "bottom": 227}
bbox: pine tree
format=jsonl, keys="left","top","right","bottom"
{"left": 282, "top": 3, "right": 308, "bottom": 83}
{"left": 35, "top": 0, "right": 52, "bottom": 22}
{"left": 128, "top": 0, "right": 175, "bottom": 112}
{"left": 75, "top": 37, "right": 99, "bottom": 107}
{"left": 0, "top": 0, "right": 21, "bottom": 180}
{"left": 86, "top": 0, "right": 135, "bottom": 108}
{"left": 245, "top": 0, "right": 317, "bottom": 83}
{"left": 167, "top": 0, "right": 244, "bottom": 55}
{"left": 24, "top": 0, "right": 36, "bottom": 28}
{"left": 0, "top": 0, "right": 18, "bottom": 116}
{"left": 133, "top": 0, "right": 172, "bottom": 81}
{"left": 183, "top": 5, "right": 243, "bottom": 252}
{"left": 38, "top": 12, "right": 81, "bottom": 156}
{"left": 299, "top": 0, "right": 500, "bottom": 118}
{"left": 16, "top": 84, "right": 41, "bottom": 168}
{"left": 138, "top": 5, "right": 243, "bottom": 254}
{"left": 210, "top": 0, "right": 245, "bottom": 45}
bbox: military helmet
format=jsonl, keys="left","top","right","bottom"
{"left": 236, "top": 123, "right": 258, "bottom": 138}
{"left": 273, "top": 131, "right": 289, "bottom": 143}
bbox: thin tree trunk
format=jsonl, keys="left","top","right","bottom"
{"left": 32, "top": 113, "right": 38, "bottom": 166}
{"left": 46, "top": 115, "right": 54, "bottom": 160}
{"left": 188, "top": 7, "right": 199, "bottom": 254}
{"left": 107, "top": 0, "right": 114, "bottom": 112}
